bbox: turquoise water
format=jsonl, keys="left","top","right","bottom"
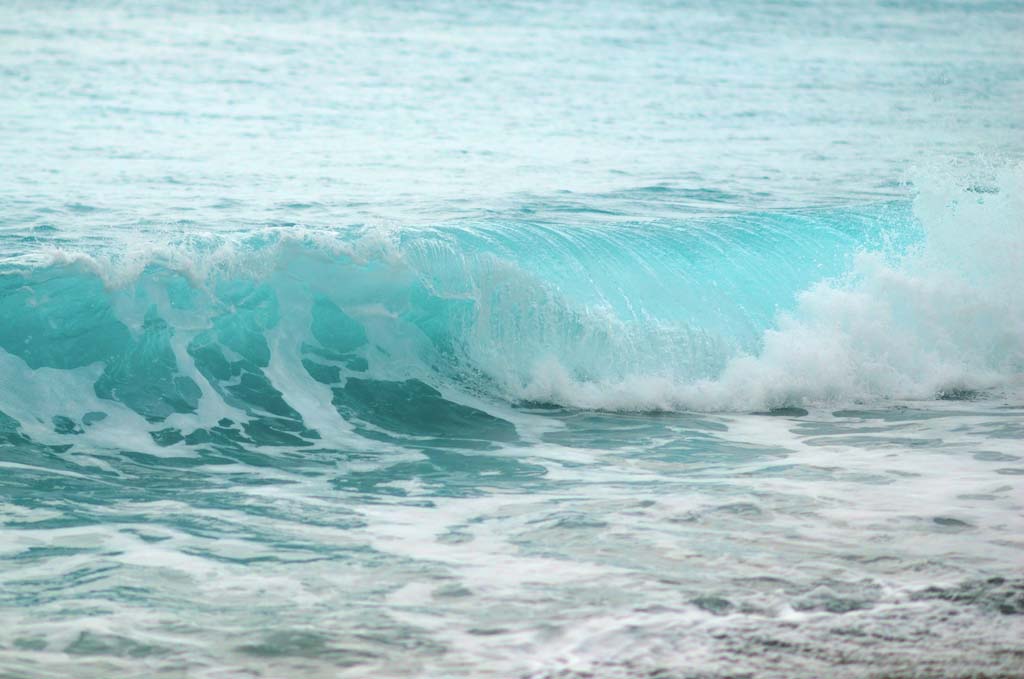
{"left": 1, "top": 2, "right": 1023, "bottom": 677}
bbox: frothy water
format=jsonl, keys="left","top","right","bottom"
{"left": 1, "top": 1, "right": 1023, "bottom": 677}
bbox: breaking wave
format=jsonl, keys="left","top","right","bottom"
{"left": 0, "top": 164, "right": 1020, "bottom": 448}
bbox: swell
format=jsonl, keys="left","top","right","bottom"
{"left": 0, "top": 165, "right": 1020, "bottom": 449}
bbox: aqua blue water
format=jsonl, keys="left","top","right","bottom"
{"left": 1, "top": 2, "right": 1023, "bottom": 677}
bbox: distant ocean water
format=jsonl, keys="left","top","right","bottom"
{"left": 1, "top": 1, "right": 1023, "bottom": 678}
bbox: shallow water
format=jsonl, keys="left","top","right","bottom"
{"left": 2, "top": 402, "right": 1023, "bottom": 678}
{"left": 1, "top": 1, "right": 1023, "bottom": 677}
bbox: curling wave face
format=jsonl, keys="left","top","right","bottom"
{"left": 1, "top": 165, "right": 1021, "bottom": 447}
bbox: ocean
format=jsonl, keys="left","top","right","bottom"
{"left": 1, "top": 1, "right": 1023, "bottom": 677}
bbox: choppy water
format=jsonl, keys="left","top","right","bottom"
{"left": 1, "top": 1, "right": 1023, "bottom": 678}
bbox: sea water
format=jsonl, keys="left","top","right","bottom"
{"left": 1, "top": 1, "right": 1023, "bottom": 677}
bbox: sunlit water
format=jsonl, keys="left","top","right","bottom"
{"left": 1, "top": 1, "right": 1023, "bottom": 678}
